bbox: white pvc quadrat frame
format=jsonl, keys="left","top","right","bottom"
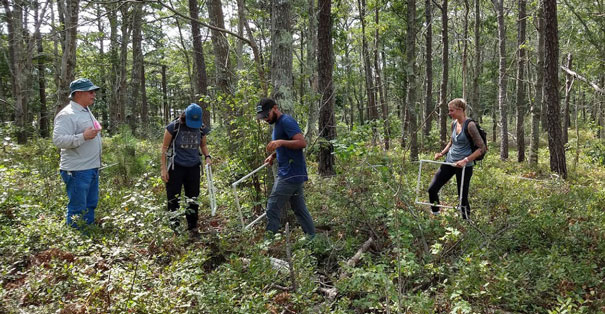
{"left": 205, "top": 164, "right": 217, "bottom": 216}
{"left": 415, "top": 159, "right": 466, "bottom": 210}
{"left": 232, "top": 163, "right": 269, "bottom": 230}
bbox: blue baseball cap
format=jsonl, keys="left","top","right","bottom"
{"left": 185, "top": 103, "right": 203, "bottom": 129}
{"left": 69, "top": 78, "right": 100, "bottom": 97}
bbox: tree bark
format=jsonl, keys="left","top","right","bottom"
{"left": 406, "top": 0, "right": 418, "bottom": 160}
{"left": 130, "top": 1, "right": 144, "bottom": 133}
{"left": 34, "top": 1, "right": 49, "bottom": 138}
{"left": 543, "top": 0, "right": 567, "bottom": 178}
{"left": 423, "top": 0, "right": 433, "bottom": 136}
{"left": 562, "top": 53, "right": 573, "bottom": 144}
{"left": 438, "top": 0, "right": 449, "bottom": 146}
{"left": 529, "top": 0, "right": 544, "bottom": 166}
{"left": 515, "top": 0, "right": 527, "bottom": 162}
{"left": 304, "top": 0, "right": 319, "bottom": 142}
{"left": 318, "top": 0, "right": 335, "bottom": 176}
{"left": 471, "top": 0, "right": 481, "bottom": 122}
{"left": 208, "top": 0, "right": 235, "bottom": 130}
{"left": 106, "top": 3, "right": 119, "bottom": 131}
{"left": 118, "top": 4, "right": 130, "bottom": 126}
{"left": 189, "top": 0, "right": 210, "bottom": 127}
{"left": 493, "top": 0, "right": 508, "bottom": 160}
{"left": 270, "top": 0, "right": 295, "bottom": 113}
{"left": 55, "top": 0, "right": 79, "bottom": 119}
{"left": 358, "top": 0, "right": 378, "bottom": 145}
{"left": 174, "top": 13, "right": 195, "bottom": 101}
{"left": 2, "top": 0, "right": 28, "bottom": 143}
{"left": 162, "top": 65, "right": 169, "bottom": 124}
{"left": 462, "top": 0, "right": 469, "bottom": 101}
{"left": 375, "top": 5, "right": 390, "bottom": 150}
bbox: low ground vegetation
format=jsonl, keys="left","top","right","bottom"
{"left": 1, "top": 121, "right": 604, "bottom": 313}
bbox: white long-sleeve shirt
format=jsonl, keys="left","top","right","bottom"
{"left": 53, "top": 101, "right": 102, "bottom": 171}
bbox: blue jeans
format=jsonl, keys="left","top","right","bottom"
{"left": 60, "top": 169, "right": 99, "bottom": 228}
{"left": 266, "top": 177, "right": 315, "bottom": 236}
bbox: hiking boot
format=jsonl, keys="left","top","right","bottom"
{"left": 459, "top": 207, "right": 470, "bottom": 220}
{"left": 188, "top": 229, "right": 200, "bottom": 241}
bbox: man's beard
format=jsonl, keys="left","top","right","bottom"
{"left": 267, "top": 115, "right": 277, "bottom": 124}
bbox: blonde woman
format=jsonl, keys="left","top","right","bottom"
{"left": 429, "top": 98, "right": 486, "bottom": 219}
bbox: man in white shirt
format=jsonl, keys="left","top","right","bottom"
{"left": 53, "top": 78, "right": 102, "bottom": 228}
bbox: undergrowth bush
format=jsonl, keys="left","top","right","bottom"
{"left": 1, "top": 120, "right": 604, "bottom": 313}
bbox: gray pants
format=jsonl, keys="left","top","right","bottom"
{"left": 266, "top": 177, "right": 315, "bottom": 236}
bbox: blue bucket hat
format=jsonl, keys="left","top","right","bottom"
{"left": 69, "top": 78, "right": 100, "bottom": 98}
{"left": 185, "top": 103, "right": 203, "bottom": 129}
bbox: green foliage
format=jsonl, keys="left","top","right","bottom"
{"left": 2, "top": 119, "right": 605, "bottom": 313}
{"left": 585, "top": 141, "right": 605, "bottom": 166}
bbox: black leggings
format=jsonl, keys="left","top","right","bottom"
{"left": 428, "top": 164, "right": 473, "bottom": 215}
{"left": 166, "top": 163, "right": 200, "bottom": 230}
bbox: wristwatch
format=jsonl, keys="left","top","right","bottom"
{"left": 205, "top": 155, "right": 211, "bottom": 159}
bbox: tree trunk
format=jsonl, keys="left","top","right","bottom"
{"left": 543, "top": 0, "right": 567, "bottom": 178}
{"left": 438, "top": 0, "right": 449, "bottom": 146}
{"left": 375, "top": 6, "right": 390, "bottom": 150}
{"left": 118, "top": 4, "right": 130, "bottom": 127}
{"left": 162, "top": 65, "right": 169, "bottom": 124}
{"left": 241, "top": 9, "right": 268, "bottom": 97}
{"left": 494, "top": 0, "right": 508, "bottom": 159}
{"left": 343, "top": 33, "right": 357, "bottom": 128}
{"left": 270, "top": 0, "right": 295, "bottom": 113}
{"left": 423, "top": 0, "right": 433, "bottom": 136}
{"left": 530, "top": 0, "right": 544, "bottom": 166}
{"left": 106, "top": 3, "right": 119, "bottom": 132}
{"left": 462, "top": 0, "right": 469, "bottom": 101}
{"left": 304, "top": 0, "right": 319, "bottom": 142}
{"left": 130, "top": 1, "right": 144, "bottom": 134}
{"left": 34, "top": 1, "right": 49, "bottom": 138}
{"left": 2, "top": 0, "right": 28, "bottom": 143}
{"left": 175, "top": 15, "right": 195, "bottom": 101}
{"left": 208, "top": 0, "right": 235, "bottom": 132}
{"left": 562, "top": 53, "right": 573, "bottom": 144}
{"left": 357, "top": 0, "right": 378, "bottom": 145}
{"left": 515, "top": 0, "right": 527, "bottom": 162}
{"left": 189, "top": 0, "right": 210, "bottom": 127}
{"left": 236, "top": 0, "right": 245, "bottom": 71}
{"left": 471, "top": 0, "right": 482, "bottom": 122}
{"left": 406, "top": 0, "right": 418, "bottom": 160}
{"left": 140, "top": 61, "right": 148, "bottom": 126}
{"left": 318, "top": 0, "right": 335, "bottom": 176}
{"left": 55, "top": 0, "right": 80, "bottom": 118}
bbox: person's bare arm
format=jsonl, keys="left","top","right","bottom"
{"left": 266, "top": 133, "right": 307, "bottom": 152}
{"left": 435, "top": 139, "right": 453, "bottom": 160}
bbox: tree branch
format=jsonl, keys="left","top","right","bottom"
{"left": 149, "top": 0, "right": 253, "bottom": 47}
{"left": 560, "top": 66, "right": 604, "bottom": 94}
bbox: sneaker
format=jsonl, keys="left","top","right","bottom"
{"left": 431, "top": 210, "right": 441, "bottom": 216}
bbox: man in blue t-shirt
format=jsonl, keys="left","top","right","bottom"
{"left": 256, "top": 98, "right": 315, "bottom": 236}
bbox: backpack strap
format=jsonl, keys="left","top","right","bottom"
{"left": 462, "top": 118, "right": 474, "bottom": 139}
{"left": 167, "top": 119, "right": 181, "bottom": 170}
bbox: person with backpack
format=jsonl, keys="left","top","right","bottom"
{"left": 256, "top": 98, "right": 316, "bottom": 238}
{"left": 160, "top": 103, "right": 211, "bottom": 239}
{"left": 53, "top": 78, "right": 102, "bottom": 229}
{"left": 428, "top": 98, "right": 487, "bottom": 219}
